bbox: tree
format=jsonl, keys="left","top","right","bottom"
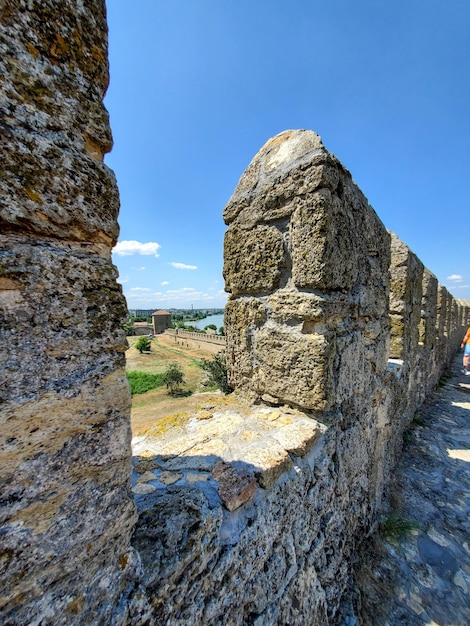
{"left": 162, "top": 362, "right": 185, "bottom": 395}
{"left": 135, "top": 336, "right": 151, "bottom": 353}
{"left": 204, "top": 324, "right": 217, "bottom": 332}
{"left": 201, "top": 351, "right": 232, "bottom": 394}
{"left": 218, "top": 326, "right": 224, "bottom": 336}
{"left": 131, "top": 315, "right": 152, "bottom": 323}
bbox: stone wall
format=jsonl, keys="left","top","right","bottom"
{"left": 0, "top": 2, "right": 137, "bottom": 624}
{"left": 1, "top": 4, "right": 470, "bottom": 625}
{"left": 223, "top": 130, "right": 391, "bottom": 414}
{"left": 131, "top": 323, "right": 153, "bottom": 336}
{"left": 129, "top": 132, "right": 469, "bottom": 625}
{"left": 165, "top": 327, "right": 226, "bottom": 346}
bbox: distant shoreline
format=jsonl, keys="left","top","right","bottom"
{"left": 186, "top": 313, "right": 224, "bottom": 331}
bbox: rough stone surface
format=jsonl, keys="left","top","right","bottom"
{"left": 0, "top": 0, "right": 118, "bottom": 244}
{"left": 223, "top": 225, "right": 286, "bottom": 295}
{"left": 389, "top": 232, "right": 424, "bottom": 362}
{"left": 351, "top": 355, "right": 470, "bottom": 626}
{"left": 3, "top": 8, "right": 470, "bottom": 621}
{"left": 129, "top": 397, "right": 370, "bottom": 625}
{"left": 223, "top": 130, "right": 391, "bottom": 411}
{"left": 212, "top": 460, "right": 257, "bottom": 511}
{"left": 0, "top": 3, "right": 135, "bottom": 624}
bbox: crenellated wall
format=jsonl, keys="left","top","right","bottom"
{"left": 1, "top": 5, "right": 469, "bottom": 626}
{"left": 165, "top": 327, "right": 226, "bottom": 346}
{"left": 129, "top": 132, "right": 469, "bottom": 625}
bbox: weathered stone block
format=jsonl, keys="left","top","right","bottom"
{"left": 290, "top": 190, "right": 358, "bottom": 290}
{"left": 389, "top": 233, "right": 424, "bottom": 366}
{"left": 224, "top": 297, "right": 267, "bottom": 391}
{"left": 0, "top": 1, "right": 119, "bottom": 246}
{"left": 223, "top": 225, "right": 286, "bottom": 295}
{"left": 268, "top": 289, "right": 352, "bottom": 322}
{"left": 334, "top": 331, "right": 372, "bottom": 404}
{"left": 223, "top": 130, "right": 332, "bottom": 227}
{"left": 132, "top": 486, "right": 223, "bottom": 591}
{"left": 223, "top": 129, "right": 390, "bottom": 410}
{"left": 389, "top": 314, "right": 405, "bottom": 359}
{"left": 255, "top": 323, "right": 334, "bottom": 410}
{"left": 212, "top": 461, "right": 257, "bottom": 511}
{"left": 0, "top": 238, "right": 128, "bottom": 406}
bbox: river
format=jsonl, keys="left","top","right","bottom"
{"left": 188, "top": 313, "right": 224, "bottom": 330}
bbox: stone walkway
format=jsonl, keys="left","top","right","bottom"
{"left": 353, "top": 354, "right": 470, "bottom": 625}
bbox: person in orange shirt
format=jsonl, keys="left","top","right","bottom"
{"left": 461, "top": 327, "right": 470, "bottom": 374}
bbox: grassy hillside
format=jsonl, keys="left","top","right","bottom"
{"left": 126, "top": 334, "right": 223, "bottom": 435}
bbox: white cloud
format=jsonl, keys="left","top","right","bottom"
{"left": 123, "top": 286, "right": 228, "bottom": 308}
{"left": 130, "top": 287, "right": 151, "bottom": 292}
{"left": 132, "top": 266, "right": 146, "bottom": 271}
{"left": 166, "top": 287, "right": 196, "bottom": 293}
{"left": 161, "top": 280, "right": 169, "bottom": 286}
{"left": 171, "top": 262, "right": 198, "bottom": 270}
{"left": 447, "top": 274, "right": 463, "bottom": 282}
{"left": 113, "top": 240, "right": 161, "bottom": 257}
{"left": 117, "top": 275, "right": 129, "bottom": 284}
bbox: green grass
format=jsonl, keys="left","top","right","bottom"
{"left": 126, "top": 370, "right": 164, "bottom": 395}
{"left": 380, "top": 514, "right": 422, "bottom": 541}
{"left": 412, "top": 414, "right": 426, "bottom": 427}
{"left": 157, "top": 343, "right": 203, "bottom": 368}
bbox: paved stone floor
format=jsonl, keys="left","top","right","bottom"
{"left": 354, "top": 354, "right": 470, "bottom": 625}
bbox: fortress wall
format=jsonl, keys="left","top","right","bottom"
{"left": 195, "top": 129, "right": 468, "bottom": 624}
{"left": 165, "top": 327, "right": 226, "bottom": 346}
{"left": 436, "top": 286, "right": 453, "bottom": 372}
{"left": 2, "top": 4, "right": 470, "bottom": 624}
{"left": 128, "top": 132, "right": 469, "bottom": 624}
{"left": 127, "top": 132, "right": 394, "bottom": 624}
{"left": 389, "top": 233, "right": 424, "bottom": 364}
{"left": 131, "top": 421, "right": 381, "bottom": 625}
{"left": 416, "top": 268, "right": 439, "bottom": 396}
{"left": 0, "top": 2, "right": 137, "bottom": 624}
{"left": 223, "top": 130, "right": 391, "bottom": 415}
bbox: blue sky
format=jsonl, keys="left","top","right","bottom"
{"left": 105, "top": 0, "right": 470, "bottom": 309}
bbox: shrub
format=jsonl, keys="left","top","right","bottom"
{"left": 183, "top": 325, "right": 204, "bottom": 333}
{"left": 380, "top": 514, "right": 422, "bottom": 541}
{"left": 162, "top": 362, "right": 186, "bottom": 395}
{"left": 135, "top": 336, "right": 151, "bottom": 353}
{"left": 201, "top": 351, "right": 232, "bottom": 394}
{"left": 126, "top": 371, "right": 164, "bottom": 395}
